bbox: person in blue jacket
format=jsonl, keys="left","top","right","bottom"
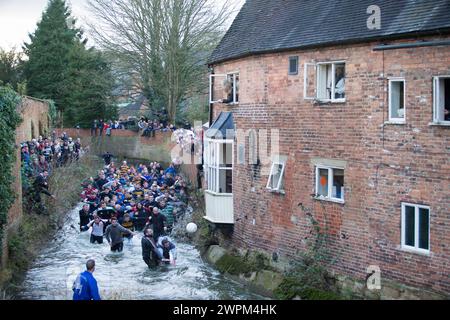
{"left": 164, "top": 163, "right": 177, "bottom": 176}
{"left": 72, "top": 259, "right": 101, "bottom": 300}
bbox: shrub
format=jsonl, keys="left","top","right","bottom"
{"left": 0, "top": 86, "right": 22, "bottom": 259}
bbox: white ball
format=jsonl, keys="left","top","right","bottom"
{"left": 186, "top": 222, "right": 198, "bottom": 234}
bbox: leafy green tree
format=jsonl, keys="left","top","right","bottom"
{"left": 67, "top": 43, "right": 116, "bottom": 128}
{"left": 0, "top": 86, "right": 22, "bottom": 254}
{"left": 23, "top": 0, "right": 79, "bottom": 123}
{"left": 0, "top": 47, "right": 24, "bottom": 91}
{"left": 23, "top": 0, "right": 117, "bottom": 127}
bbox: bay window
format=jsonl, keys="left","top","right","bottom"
{"left": 205, "top": 139, "right": 233, "bottom": 194}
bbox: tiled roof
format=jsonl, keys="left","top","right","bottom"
{"left": 208, "top": 0, "right": 450, "bottom": 64}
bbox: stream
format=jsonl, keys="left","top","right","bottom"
{"left": 18, "top": 204, "right": 264, "bottom": 300}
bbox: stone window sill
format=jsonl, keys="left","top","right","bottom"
{"left": 398, "top": 246, "right": 431, "bottom": 257}
{"left": 384, "top": 121, "right": 405, "bottom": 126}
{"left": 267, "top": 188, "right": 285, "bottom": 195}
{"left": 313, "top": 196, "right": 345, "bottom": 205}
{"left": 428, "top": 122, "right": 450, "bottom": 127}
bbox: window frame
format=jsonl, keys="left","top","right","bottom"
{"left": 388, "top": 78, "right": 406, "bottom": 123}
{"left": 316, "top": 61, "right": 346, "bottom": 103}
{"left": 209, "top": 72, "right": 239, "bottom": 105}
{"left": 204, "top": 138, "right": 234, "bottom": 195}
{"left": 432, "top": 75, "right": 450, "bottom": 125}
{"left": 266, "top": 161, "right": 286, "bottom": 192}
{"left": 314, "top": 165, "right": 345, "bottom": 203}
{"left": 401, "top": 202, "right": 431, "bottom": 254}
{"left": 288, "top": 56, "right": 299, "bottom": 75}
{"left": 304, "top": 61, "right": 346, "bottom": 103}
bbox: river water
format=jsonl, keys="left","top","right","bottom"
{"left": 18, "top": 204, "right": 264, "bottom": 300}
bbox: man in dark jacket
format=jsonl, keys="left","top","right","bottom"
{"left": 149, "top": 207, "right": 167, "bottom": 241}
{"left": 79, "top": 204, "right": 92, "bottom": 231}
{"left": 102, "top": 152, "right": 114, "bottom": 166}
{"left": 98, "top": 119, "right": 104, "bottom": 136}
{"left": 94, "top": 172, "right": 108, "bottom": 191}
{"left": 32, "top": 170, "right": 55, "bottom": 213}
{"left": 105, "top": 216, "right": 134, "bottom": 252}
{"left": 141, "top": 228, "right": 160, "bottom": 268}
{"left": 91, "top": 119, "right": 98, "bottom": 136}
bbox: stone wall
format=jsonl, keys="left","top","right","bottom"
{"left": 209, "top": 35, "right": 450, "bottom": 297}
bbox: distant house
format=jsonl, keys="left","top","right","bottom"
{"left": 118, "top": 95, "right": 150, "bottom": 120}
{"left": 204, "top": 0, "right": 450, "bottom": 297}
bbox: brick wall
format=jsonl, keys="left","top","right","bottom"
{"left": 210, "top": 36, "right": 450, "bottom": 295}
{"left": 55, "top": 129, "right": 175, "bottom": 164}
{"left": 2, "top": 97, "right": 50, "bottom": 267}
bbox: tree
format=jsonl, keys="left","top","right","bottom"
{"left": 23, "top": 0, "right": 79, "bottom": 122}
{"left": 0, "top": 86, "right": 22, "bottom": 255}
{"left": 0, "top": 47, "right": 24, "bottom": 91}
{"left": 23, "top": 0, "right": 117, "bottom": 127}
{"left": 67, "top": 43, "right": 117, "bottom": 127}
{"left": 88, "top": 0, "right": 233, "bottom": 122}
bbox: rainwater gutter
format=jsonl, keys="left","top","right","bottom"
{"left": 373, "top": 39, "right": 450, "bottom": 51}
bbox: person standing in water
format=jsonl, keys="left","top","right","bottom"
{"left": 87, "top": 214, "right": 107, "bottom": 244}
{"left": 72, "top": 259, "right": 101, "bottom": 300}
{"left": 105, "top": 216, "right": 134, "bottom": 252}
{"left": 141, "top": 228, "right": 160, "bottom": 268}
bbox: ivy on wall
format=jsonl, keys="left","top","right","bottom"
{"left": 0, "top": 86, "right": 22, "bottom": 255}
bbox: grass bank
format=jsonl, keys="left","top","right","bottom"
{"left": 0, "top": 154, "right": 101, "bottom": 297}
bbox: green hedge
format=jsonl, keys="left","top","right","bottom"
{"left": 0, "top": 86, "right": 22, "bottom": 254}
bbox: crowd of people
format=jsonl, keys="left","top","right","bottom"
{"left": 90, "top": 119, "right": 125, "bottom": 136}
{"left": 18, "top": 126, "right": 195, "bottom": 300}
{"left": 21, "top": 131, "right": 83, "bottom": 212}
{"left": 138, "top": 116, "right": 178, "bottom": 137}
{"left": 73, "top": 158, "right": 189, "bottom": 300}
{"left": 78, "top": 158, "right": 187, "bottom": 268}
{"left": 89, "top": 116, "right": 182, "bottom": 138}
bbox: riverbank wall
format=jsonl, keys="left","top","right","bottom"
{"left": 1, "top": 97, "right": 50, "bottom": 274}
{"left": 55, "top": 129, "right": 174, "bottom": 164}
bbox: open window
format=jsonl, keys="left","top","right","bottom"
{"left": 266, "top": 156, "right": 286, "bottom": 192}
{"left": 401, "top": 203, "right": 430, "bottom": 254}
{"left": 433, "top": 76, "right": 450, "bottom": 124}
{"left": 315, "top": 165, "right": 344, "bottom": 202}
{"left": 209, "top": 72, "right": 239, "bottom": 104}
{"left": 304, "top": 61, "right": 346, "bottom": 102}
{"left": 389, "top": 79, "right": 406, "bottom": 123}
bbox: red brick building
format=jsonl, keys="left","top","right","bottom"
{"left": 203, "top": 0, "right": 450, "bottom": 296}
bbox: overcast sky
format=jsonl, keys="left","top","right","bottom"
{"left": 0, "top": 0, "right": 245, "bottom": 51}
